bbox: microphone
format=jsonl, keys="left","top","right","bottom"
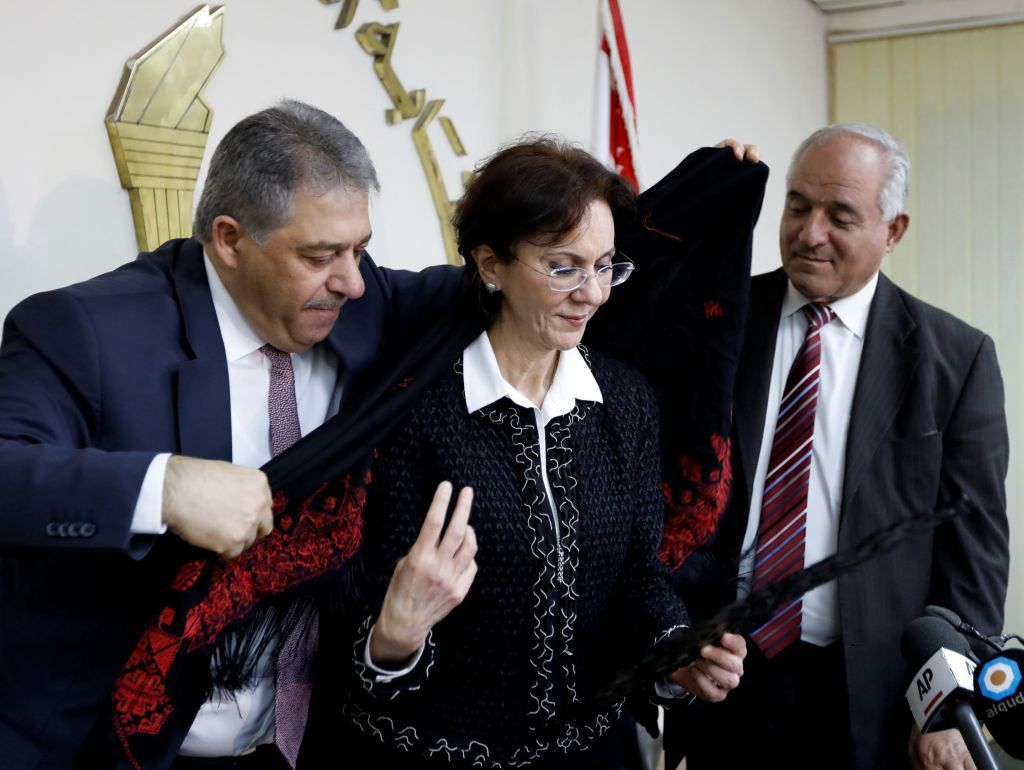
{"left": 924, "top": 605, "right": 1004, "bottom": 656}
{"left": 901, "top": 617, "right": 999, "bottom": 770}
{"left": 902, "top": 617, "right": 977, "bottom": 731}
{"left": 973, "top": 647, "right": 1024, "bottom": 759}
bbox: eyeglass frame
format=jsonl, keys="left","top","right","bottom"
{"left": 510, "top": 253, "right": 635, "bottom": 292}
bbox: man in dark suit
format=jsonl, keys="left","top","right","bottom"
{"left": 0, "top": 100, "right": 459, "bottom": 769}
{"left": 676, "top": 125, "right": 1009, "bottom": 770}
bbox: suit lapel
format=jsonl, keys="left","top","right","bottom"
{"left": 840, "top": 273, "right": 921, "bottom": 519}
{"left": 172, "top": 241, "right": 233, "bottom": 462}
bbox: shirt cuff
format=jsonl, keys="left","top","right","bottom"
{"left": 362, "top": 623, "right": 428, "bottom": 682}
{"left": 130, "top": 453, "right": 171, "bottom": 535}
{"left": 654, "top": 678, "right": 695, "bottom": 701}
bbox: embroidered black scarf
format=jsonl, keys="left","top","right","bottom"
{"left": 106, "top": 147, "right": 769, "bottom": 769}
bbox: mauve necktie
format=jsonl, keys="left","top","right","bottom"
{"left": 260, "top": 344, "right": 315, "bottom": 767}
{"left": 749, "top": 303, "right": 835, "bottom": 659}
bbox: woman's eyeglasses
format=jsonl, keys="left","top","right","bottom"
{"left": 513, "top": 255, "right": 635, "bottom": 292}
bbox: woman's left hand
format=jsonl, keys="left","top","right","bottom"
{"left": 668, "top": 632, "right": 747, "bottom": 703}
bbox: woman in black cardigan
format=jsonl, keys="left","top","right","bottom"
{"left": 337, "top": 139, "right": 746, "bottom": 769}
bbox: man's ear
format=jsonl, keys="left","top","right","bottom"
{"left": 471, "top": 245, "right": 501, "bottom": 290}
{"left": 886, "top": 213, "right": 910, "bottom": 252}
{"left": 207, "top": 215, "right": 245, "bottom": 269}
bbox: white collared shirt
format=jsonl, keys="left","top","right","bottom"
{"left": 737, "top": 272, "right": 878, "bottom": 646}
{"left": 462, "top": 331, "right": 603, "bottom": 421}
{"left": 135, "top": 255, "right": 341, "bottom": 757}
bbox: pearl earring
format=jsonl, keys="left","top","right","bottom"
{"left": 485, "top": 282, "right": 498, "bottom": 293}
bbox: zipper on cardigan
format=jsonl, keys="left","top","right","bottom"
{"left": 534, "top": 410, "right": 567, "bottom": 586}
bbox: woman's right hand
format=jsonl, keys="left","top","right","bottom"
{"left": 370, "top": 482, "right": 478, "bottom": 666}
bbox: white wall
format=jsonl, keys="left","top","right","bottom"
{"left": 0, "top": 0, "right": 827, "bottom": 320}
{"left": 494, "top": 0, "right": 827, "bottom": 274}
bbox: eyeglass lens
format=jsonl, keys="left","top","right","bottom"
{"left": 549, "top": 262, "right": 633, "bottom": 291}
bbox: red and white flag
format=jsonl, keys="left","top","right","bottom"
{"left": 592, "top": 0, "right": 641, "bottom": 190}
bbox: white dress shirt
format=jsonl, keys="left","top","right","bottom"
{"left": 135, "top": 256, "right": 341, "bottom": 757}
{"left": 737, "top": 272, "right": 878, "bottom": 646}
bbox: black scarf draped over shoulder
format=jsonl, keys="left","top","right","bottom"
{"left": 104, "top": 147, "right": 768, "bottom": 769}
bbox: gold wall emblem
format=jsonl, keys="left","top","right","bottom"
{"left": 106, "top": 6, "right": 225, "bottom": 252}
{"left": 324, "top": 0, "right": 473, "bottom": 265}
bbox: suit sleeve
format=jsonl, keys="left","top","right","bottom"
{"left": 0, "top": 291, "right": 156, "bottom": 555}
{"left": 374, "top": 262, "right": 464, "bottom": 338}
{"left": 930, "top": 333, "right": 1009, "bottom": 633}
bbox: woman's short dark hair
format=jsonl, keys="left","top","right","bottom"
{"left": 454, "top": 136, "right": 637, "bottom": 268}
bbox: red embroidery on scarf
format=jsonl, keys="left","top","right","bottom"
{"left": 184, "top": 475, "right": 366, "bottom": 649}
{"left": 170, "top": 561, "right": 204, "bottom": 592}
{"left": 641, "top": 212, "right": 683, "bottom": 242}
{"left": 111, "top": 626, "right": 184, "bottom": 768}
{"left": 112, "top": 468, "right": 370, "bottom": 767}
{"left": 659, "top": 434, "right": 731, "bottom": 570}
{"left": 703, "top": 300, "right": 724, "bottom": 319}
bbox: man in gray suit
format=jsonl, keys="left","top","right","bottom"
{"left": 676, "top": 124, "right": 1009, "bottom": 770}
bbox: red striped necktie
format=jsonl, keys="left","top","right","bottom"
{"left": 750, "top": 302, "right": 835, "bottom": 659}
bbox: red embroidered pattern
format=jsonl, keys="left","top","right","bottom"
{"left": 659, "top": 434, "right": 731, "bottom": 570}
{"left": 641, "top": 211, "right": 683, "bottom": 242}
{"left": 170, "top": 561, "right": 204, "bottom": 592}
{"left": 185, "top": 475, "right": 366, "bottom": 648}
{"left": 703, "top": 300, "right": 724, "bottom": 319}
{"left": 111, "top": 468, "right": 370, "bottom": 768}
{"left": 111, "top": 625, "right": 182, "bottom": 765}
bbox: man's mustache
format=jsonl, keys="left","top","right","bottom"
{"left": 303, "top": 299, "right": 345, "bottom": 311}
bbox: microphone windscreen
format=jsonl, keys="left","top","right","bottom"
{"left": 901, "top": 616, "right": 973, "bottom": 670}
{"left": 973, "top": 647, "right": 1024, "bottom": 759}
{"left": 924, "top": 605, "right": 964, "bottom": 628}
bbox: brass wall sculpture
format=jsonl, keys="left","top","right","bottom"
{"left": 325, "top": 0, "right": 399, "bottom": 31}
{"left": 324, "top": 0, "right": 472, "bottom": 264}
{"left": 106, "top": 6, "right": 225, "bottom": 252}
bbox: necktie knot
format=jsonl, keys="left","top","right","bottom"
{"left": 803, "top": 302, "right": 836, "bottom": 330}
{"left": 260, "top": 343, "right": 291, "bottom": 367}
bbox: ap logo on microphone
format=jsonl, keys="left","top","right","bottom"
{"left": 978, "top": 656, "right": 1022, "bottom": 701}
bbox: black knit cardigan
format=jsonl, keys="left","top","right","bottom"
{"left": 341, "top": 349, "right": 687, "bottom": 767}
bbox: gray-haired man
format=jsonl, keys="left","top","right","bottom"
{"left": 674, "top": 124, "right": 1009, "bottom": 770}
{"left": 0, "top": 100, "right": 459, "bottom": 769}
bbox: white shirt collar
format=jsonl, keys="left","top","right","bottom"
{"left": 203, "top": 253, "right": 267, "bottom": 362}
{"left": 462, "top": 330, "right": 603, "bottom": 424}
{"left": 781, "top": 270, "right": 879, "bottom": 340}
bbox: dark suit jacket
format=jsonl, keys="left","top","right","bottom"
{"left": 683, "top": 269, "right": 1009, "bottom": 770}
{"left": 0, "top": 238, "right": 460, "bottom": 769}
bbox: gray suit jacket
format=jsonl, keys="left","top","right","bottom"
{"left": 694, "top": 268, "right": 1009, "bottom": 770}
